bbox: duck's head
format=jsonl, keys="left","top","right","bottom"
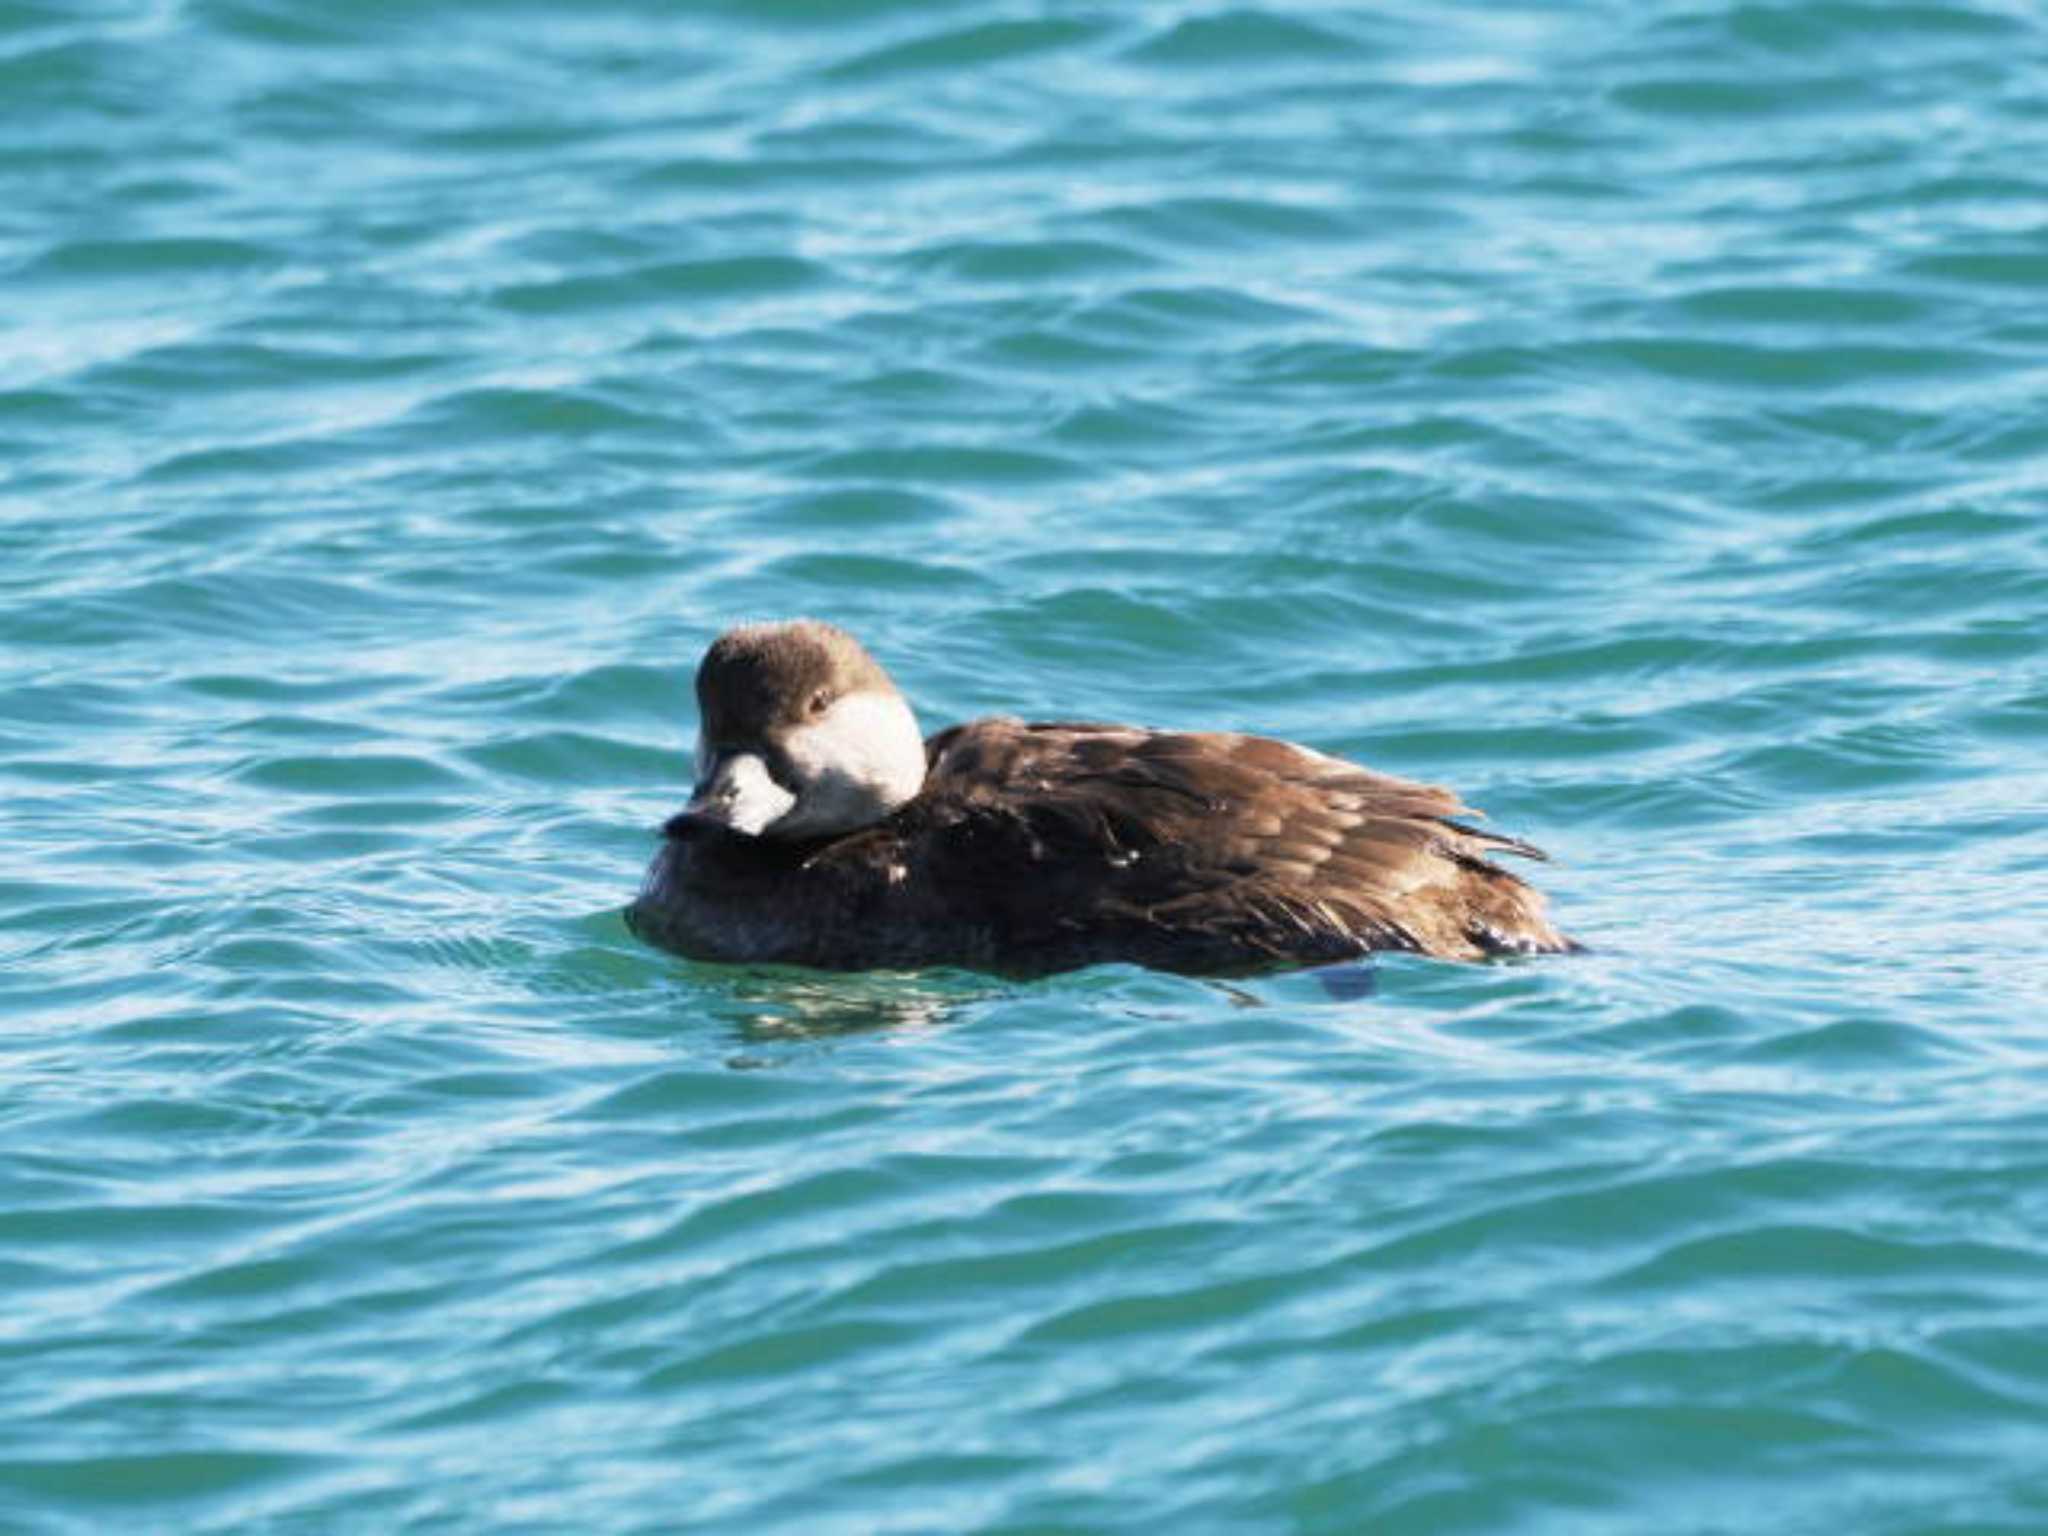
{"left": 680, "top": 620, "right": 925, "bottom": 840}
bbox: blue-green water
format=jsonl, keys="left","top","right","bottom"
{"left": 5, "top": 0, "right": 2048, "bottom": 1529}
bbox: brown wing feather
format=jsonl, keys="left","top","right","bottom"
{"left": 921, "top": 720, "right": 1574, "bottom": 969}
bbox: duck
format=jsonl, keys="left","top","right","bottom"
{"left": 626, "top": 620, "right": 1578, "bottom": 978}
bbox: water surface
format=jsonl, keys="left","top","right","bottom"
{"left": 4, "top": 0, "right": 2048, "bottom": 1530}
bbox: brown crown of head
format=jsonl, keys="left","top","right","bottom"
{"left": 695, "top": 620, "right": 898, "bottom": 745}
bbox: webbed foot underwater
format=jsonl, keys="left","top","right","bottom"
{"left": 626, "top": 620, "right": 1578, "bottom": 978}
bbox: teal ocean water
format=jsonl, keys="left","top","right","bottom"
{"left": 5, "top": 0, "right": 2048, "bottom": 1529}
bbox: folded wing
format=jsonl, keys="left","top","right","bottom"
{"left": 909, "top": 719, "right": 1574, "bottom": 970}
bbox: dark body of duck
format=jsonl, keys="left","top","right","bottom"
{"left": 627, "top": 621, "right": 1577, "bottom": 978}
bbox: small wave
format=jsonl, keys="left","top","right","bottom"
{"left": 826, "top": 17, "right": 1110, "bottom": 81}
{"left": 492, "top": 255, "right": 829, "bottom": 314}
{"left": 797, "top": 443, "right": 1085, "bottom": 485}
{"left": 1609, "top": 1224, "right": 2048, "bottom": 1291}
{"left": 234, "top": 751, "right": 469, "bottom": 797}
{"left": 20, "top": 236, "right": 281, "bottom": 281}
{"left": 1125, "top": 10, "right": 1375, "bottom": 70}
{"left": 896, "top": 237, "right": 1159, "bottom": 287}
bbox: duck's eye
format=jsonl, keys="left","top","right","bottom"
{"left": 807, "top": 690, "right": 832, "bottom": 717}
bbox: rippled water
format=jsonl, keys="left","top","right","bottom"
{"left": 6, "top": 0, "right": 2048, "bottom": 1529}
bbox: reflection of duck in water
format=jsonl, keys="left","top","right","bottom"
{"left": 627, "top": 621, "right": 1578, "bottom": 978}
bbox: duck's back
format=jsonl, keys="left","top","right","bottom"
{"left": 628, "top": 718, "right": 1576, "bottom": 977}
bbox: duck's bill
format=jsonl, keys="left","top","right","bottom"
{"left": 683, "top": 750, "right": 795, "bottom": 837}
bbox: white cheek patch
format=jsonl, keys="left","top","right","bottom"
{"left": 772, "top": 691, "right": 926, "bottom": 838}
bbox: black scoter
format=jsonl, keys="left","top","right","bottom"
{"left": 626, "top": 620, "right": 1578, "bottom": 977}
